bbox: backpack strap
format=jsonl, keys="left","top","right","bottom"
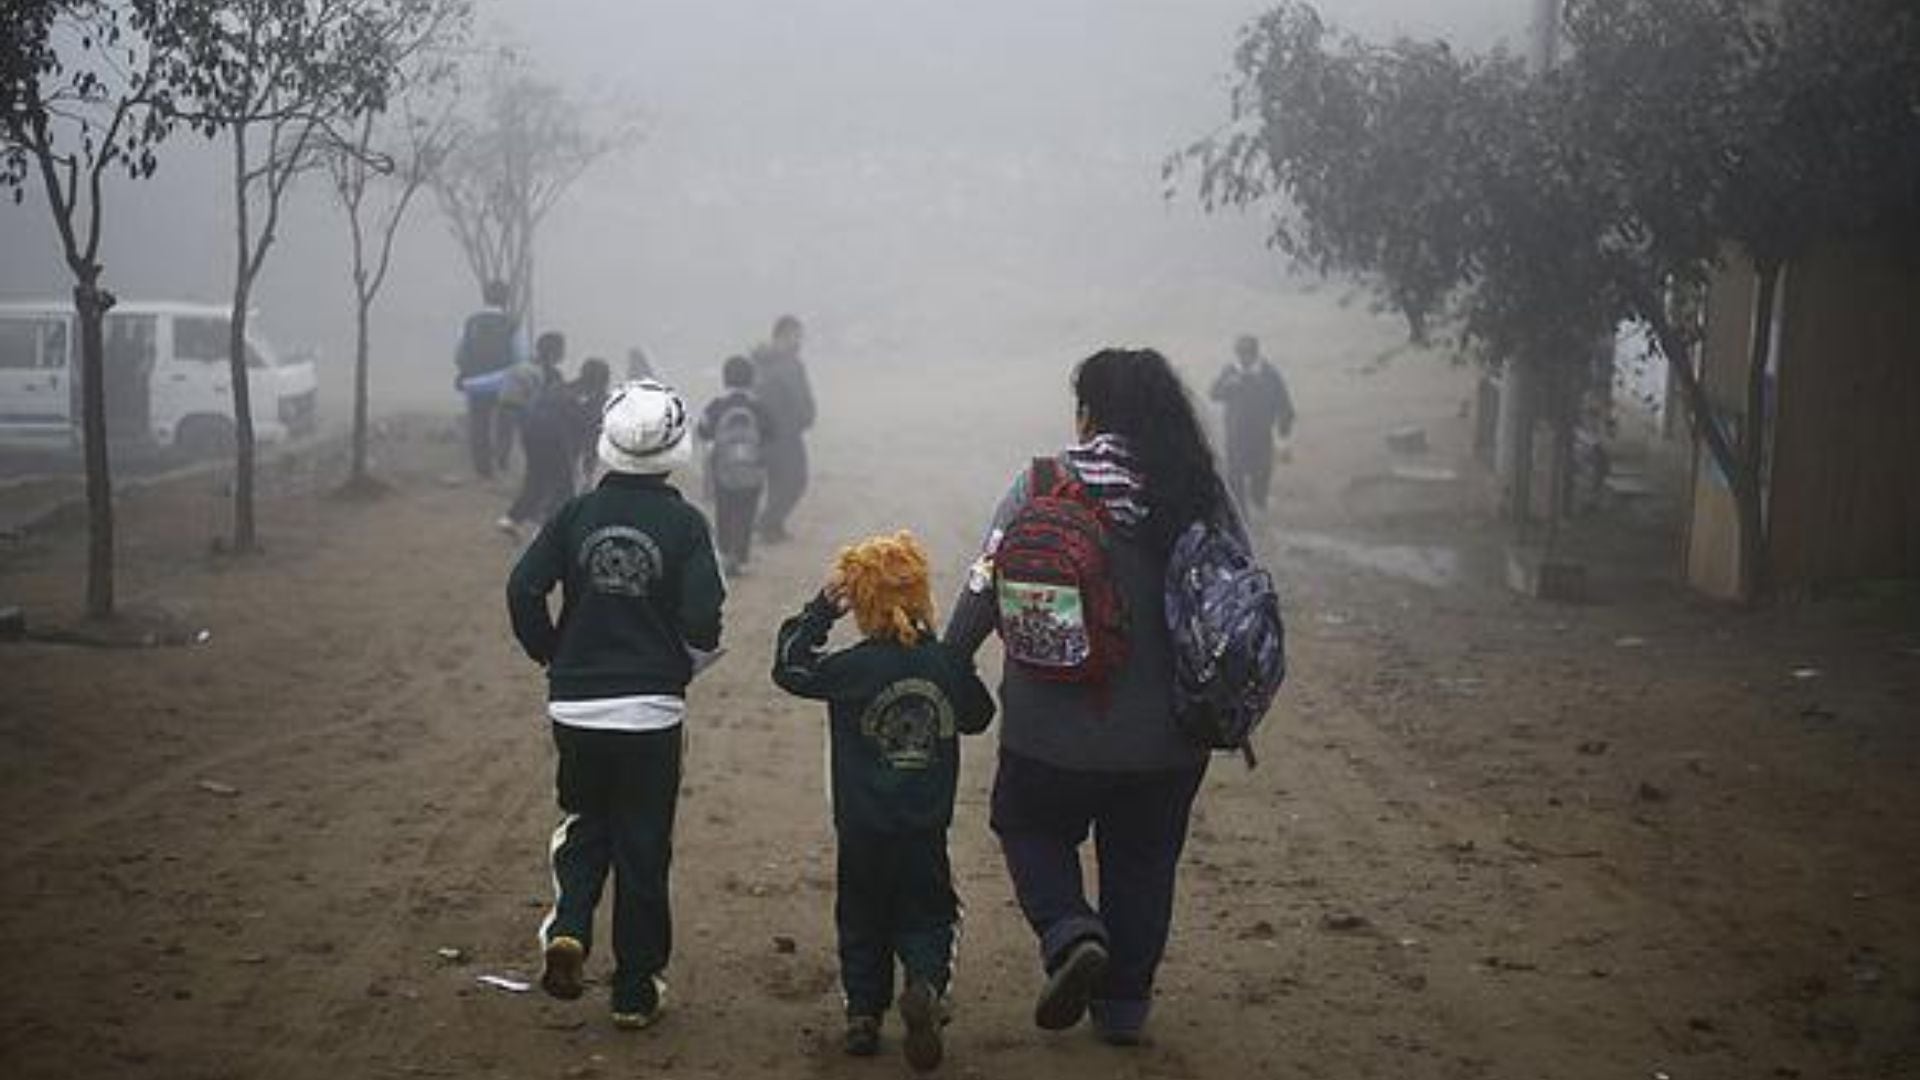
{"left": 1028, "top": 456, "right": 1064, "bottom": 499}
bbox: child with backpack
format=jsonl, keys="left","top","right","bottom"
{"left": 695, "top": 355, "right": 777, "bottom": 576}
{"left": 771, "top": 531, "right": 996, "bottom": 1072}
{"left": 507, "top": 378, "right": 724, "bottom": 1032}
{"left": 499, "top": 357, "right": 611, "bottom": 536}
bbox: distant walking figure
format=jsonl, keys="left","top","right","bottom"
{"left": 495, "top": 330, "right": 566, "bottom": 477}
{"left": 626, "top": 346, "right": 656, "bottom": 382}
{"left": 500, "top": 353, "right": 610, "bottom": 535}
{"left": 1209, "top": 334, "right": 1294, "bottom": 519}
{"left": 453, "top": 279, "right": 526, "bottom": 480}
{"left": 696, "top": 355, "right": 778, "bottom": 576}
{"left": 750, "top": 315, "right": 816, "bottom": 543}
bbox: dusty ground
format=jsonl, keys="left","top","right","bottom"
{"left": 1, "top": 338, "right": 1917, "bottom": 1080}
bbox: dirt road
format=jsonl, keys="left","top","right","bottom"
{"left": 2, "top": 350, "right": 1915, "bottom": 1080}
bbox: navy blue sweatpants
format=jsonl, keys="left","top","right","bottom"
{"left": 543, "top": 723, "right": 682, "bottom": 1011}
{"left": 835, "top": 827, "right": 958, "bottom": 1017}
{"left": 989, "top": 748, "right": 1207, "bottom": 1030}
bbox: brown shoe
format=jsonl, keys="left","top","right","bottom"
{"left": 900, "top": 980, "right": 945, "bottom": 1072}
{"left": 539, "top": 936, "right": 586, "bottom": 1001}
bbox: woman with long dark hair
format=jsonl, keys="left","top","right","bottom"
{"left": 945, "top": 348, "right": 1230, "bottom": 1046}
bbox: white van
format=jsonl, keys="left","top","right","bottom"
{"left": 0, "top": 300, "right": 318, "bottom": 457}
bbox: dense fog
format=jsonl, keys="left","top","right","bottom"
{"left": 1, "top": 0, "right": 1521, "bottom": 415}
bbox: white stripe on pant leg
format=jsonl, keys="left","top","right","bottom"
{"left": 538, "top": 813, "right": 582, "bottom": 949}
{"left": 946, "top": 895, "right": 965, "bottom": 1001}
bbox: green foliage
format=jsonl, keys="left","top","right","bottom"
{"left": 2, "top": 2, "right": 196, "bottom": 244}
{"left": 1176, "top": 0, "right": 1920, "bottom": 371}
{"left": 155, "top": 0, "right": 429, "bottom": 136}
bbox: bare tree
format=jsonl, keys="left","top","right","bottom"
{"left": 170, "top": 0, "right": 423, "bottom": 552}
{"left": 2, "top": 0, "right": 195, "bottom": 618}
{"left": 432, "top": 55, "right": 633, "bottom": 324}
{"left": 325, "top": 1, "right": 470, "bottom": 496}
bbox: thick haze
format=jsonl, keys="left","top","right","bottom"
{"left": 0, "top": 0, "right": 1521, "bottom": 412}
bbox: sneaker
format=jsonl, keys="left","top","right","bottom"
{"left": 1089, "top": 999, "right": 1148, "bottom": 1046}
{"left": 843, "top": 1013, "right": 882, "bottom": 1057}
{"left": 494, "top": 515, "right": 520, "bottom": 537}
{"left": 899, "top": 980, "right": 945, "bottom": 1072}
{"left": 611, "top": 975, "right": 668, "bottom": 1030}
{"left": 1034, "top": 938, "right": 1108, "bottom": 1031}
{"left": 539, "top": 936, "right": 585, "bottom": 1001}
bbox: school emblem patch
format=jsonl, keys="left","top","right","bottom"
{"left": 579, "top": 526, "right": 664, "bottom": 597}
{"left": 859, "top": 678, "right": 956, "bottom": 771}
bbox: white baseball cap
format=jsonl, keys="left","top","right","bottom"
{"left": 597, "top": 379, "right": 693, "bottom": 475}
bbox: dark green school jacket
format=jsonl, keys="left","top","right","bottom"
{"left": 508, "top": 473, "right": 725, "bottom": 700}
{"left": 773, "top": 593, "right": 996, "bottom": 833}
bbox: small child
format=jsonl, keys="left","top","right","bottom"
{"left": 569, "top": 358, "right": 613, "bottom": 485}
{"left": 508, "top": 378, "right": 725, "bottom": 1031}
{"left": 695, "top": 355, "right": 777, "bottom": 576}
{"left": 499, "top": 354, "right": 610, "bottom": 536}
{"left": 494, "top": 330, "right": 566, "bottom": 475}
{"left": 773, "top": 531, "right": 995, "bottom": 1071}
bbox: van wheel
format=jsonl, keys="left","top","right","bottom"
{"left": 174, "top": 415, "right": 236, "bottom": 461}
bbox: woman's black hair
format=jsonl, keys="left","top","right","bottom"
{"left": 1072, "top": 348, "right": 1229, "bottom": 549}
{"left": 722, "top": 354, "right": 755, "bottom": 388}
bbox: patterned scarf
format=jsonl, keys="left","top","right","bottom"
{"left": 1062, "top": 433, "right": 1149, "bottom": 528}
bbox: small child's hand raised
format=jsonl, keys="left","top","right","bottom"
{"left": 823, "top": 569, "right": 851, "bottom": 614}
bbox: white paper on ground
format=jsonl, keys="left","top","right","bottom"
{"left": 476, "top": 974, "right": 531, "bottom": 993}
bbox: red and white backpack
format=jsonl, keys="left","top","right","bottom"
{"left": 991, "top": 457, "right": 1128, "bottom": 685}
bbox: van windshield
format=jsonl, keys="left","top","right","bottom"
{"left": 0, "top": 318, "right": 67, "bottom": 370}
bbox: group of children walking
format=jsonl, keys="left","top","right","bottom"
{"left": 501, "top": 340, "right": 1289, "bottom": 1072}
{"left": 456, "top": 284, "right": 815, "bottom": 564}
{"left": 506, "top": 375, "right": 987, "bottom": 1072}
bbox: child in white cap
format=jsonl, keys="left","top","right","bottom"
{"left": 507, "top": 379, "right": 726, "bottom": 1030}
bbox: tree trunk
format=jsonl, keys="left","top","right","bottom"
{"left": 74, "top": 278, "right": 115, "bottom": 619}
{"left": 1643, "top": 303, "right": 1766, "bottom": 597}
{"left": 1499, "top": 360, "right": 1537, "bottom": 533}
{"left": 1550, "top": 383, "right": 1577, "bottom": 543}
{"left": 515, "top": 189, "right": 535, "bottom": 329}
{"left": 1738, "top": 259, "right": 1783, "bottom": 603}
{"left": 351, "top": 295, "right": 372, "bottom": 484}
{"left": 229, "top": 131, "right": 258, "bottom": 553}
{"left": 228, "top": 287, "right": 259, "bottom": 553}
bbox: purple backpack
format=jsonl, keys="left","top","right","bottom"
{"left": 1164, "top": 515, "right": 1286, "bottom": 765}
